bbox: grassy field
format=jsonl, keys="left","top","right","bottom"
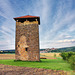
{"left": 0, "top": 58, "right": 72, "bottom": 71}
{"left": 0, "top": 53, "right": 75, "bottom": 74}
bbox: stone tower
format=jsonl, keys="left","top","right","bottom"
{"left": 14, "top": 15, "right": 40, "bottom": 61}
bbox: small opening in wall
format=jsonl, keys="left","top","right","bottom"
{"left": 18, "top": 45, "right": 20, "bottom": 47}
{"left": 25, "top": 48, "right": 28, "bottom": 51}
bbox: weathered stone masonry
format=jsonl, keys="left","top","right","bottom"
{"left": 14, "top": 15, "right": 40, "bottom": 61}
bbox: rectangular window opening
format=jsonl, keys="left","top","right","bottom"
{"left": 25, "top": 48, "right": 28, "bottom": 51}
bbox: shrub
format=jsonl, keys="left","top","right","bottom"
{"left": 54, "top": 54, "right": 56, "bottom": 57}
{"left": 60, "top": 52, "right": 75, "bottom": 70}
{"left": 60, "top": 52, "right": 68, "bottom": 60}
{"left": 68, "top": 55, "right": 75, "bottom": 70}
{"left": 60, "top": 52, "right": 75, "bottom": 61}
{"left": 67, "top": 52, "right": 75, "bottom": 58}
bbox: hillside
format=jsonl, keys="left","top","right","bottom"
{"left": 51, "top": 46, "right": 75, "bottom": 52}
{"left": 40, "top": 46, "right": 75, "bottom": 53}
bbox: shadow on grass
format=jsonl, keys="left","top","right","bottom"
{"left": 14, "top": 60, "right": 41, "bottom": 62}
{"left": 14, "top": 59, "right": 66, "bottom": 63}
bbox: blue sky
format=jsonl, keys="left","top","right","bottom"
{"left": 0, "top": 0, "right": 75, "bottom": 50}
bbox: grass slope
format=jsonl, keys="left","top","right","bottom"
{"left": 0, "top": 58, "right": 72, "bottom": 71}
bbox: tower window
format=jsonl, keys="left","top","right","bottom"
{"left": 25, "top": 48, "right": 28, "bottom": 51}
{"left": 18, "top": 45, "right": 20, "bottom": 47}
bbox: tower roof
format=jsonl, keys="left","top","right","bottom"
{"left": 13, "top": 15, "right": 40, "bottom": 25}
{"left": 14, "top": 15, "right": 39, "bottom": 19}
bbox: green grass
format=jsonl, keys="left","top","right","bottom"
{"left": 0, "top": 58, "right": 72, "bottom": 71}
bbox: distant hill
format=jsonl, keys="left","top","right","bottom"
{"left": 51, "top": 46, "right": 75, "bottom": 52}
{"left": 40, "top": 46, "right": 75, "bottom": 53}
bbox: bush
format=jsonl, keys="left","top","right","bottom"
{"left": 60, "top": 52, "right": 75, "bottom": 70}
{"left": 68, "top": 55, "right": 75, "bottom": 70}
{"left": 54, "top": 54, "right": 56, "bottom": 57}
{"left": 67, "top": 52, "right": 75, "bottom": 58}
{"left": 60, "top": 52, "right": 75, "bottom": 61}
{"left": 60, "top": 52, "right": 68, "bottom": 60}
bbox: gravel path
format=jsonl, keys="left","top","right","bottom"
{"left": 0, "top": 64, "right": 67, "bottom": 75}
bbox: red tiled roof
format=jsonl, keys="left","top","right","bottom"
{"left": 14, "top": 15, "right": 39, "bottom": 19}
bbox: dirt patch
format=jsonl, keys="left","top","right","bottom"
{"left": 0, "top": 64, "right": 67, "bottom": 75}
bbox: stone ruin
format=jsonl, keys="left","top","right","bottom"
{"left": 14, "top": 15, "right": 40, "bottom": 61}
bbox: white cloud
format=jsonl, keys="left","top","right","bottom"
{"left": 40, "top": 0, "right": 75, "bottom": 49}
{"left": 57, "top": 39, "right": 75, "bottom": 43}
{"left": 0, "top": 0, "right": 15, "bottom": 50}
{"left": 0, "top": 0, "right": 75, "bottom": 49}
{"left": 40, "top": 39, "right": 75, "bottom": 49}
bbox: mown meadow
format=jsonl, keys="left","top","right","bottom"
{"left": 0, "top": 58, "right": 72, "bottom": 71}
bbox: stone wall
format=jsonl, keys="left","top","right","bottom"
{"left": 15, "top": 21, "right": 40, "bottom": 61}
